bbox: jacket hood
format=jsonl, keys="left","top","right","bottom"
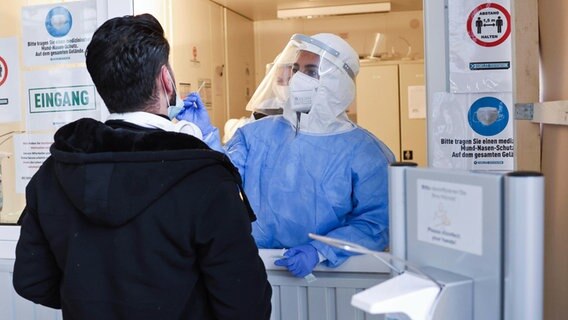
{"left": 49, "top": 118, "right": 237, "bottom": 227}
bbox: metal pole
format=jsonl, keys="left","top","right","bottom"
{"left": 504, "top": 171, "right": 544, "bottom": 320}
{"left": 388, "top": 162, "right": 416, "bottom": 274}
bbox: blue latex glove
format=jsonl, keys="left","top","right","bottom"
{"left": 176, "top": 92, "right": 214, "bottom": 136}
{"left": 274, "top": 244, "right": 319, "bottom": 278}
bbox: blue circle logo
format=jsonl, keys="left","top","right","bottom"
{"left": 45, "top": 7, "right": 73, "bottom": 38}
{"left": 468, "top": 96, "right": 509, "bottom": 136}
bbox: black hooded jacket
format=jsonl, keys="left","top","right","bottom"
{"left": 13, "top": 118, "right": 272, "bottom": 320}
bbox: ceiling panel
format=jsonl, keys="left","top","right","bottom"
{"left": 211, "top": 0, "right": 423, "bottom": 21}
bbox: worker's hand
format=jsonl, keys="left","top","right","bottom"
{"left": 176, "top": 92, "right": 214, "bottom": 136}
{"left": 274, "top": 244, "right": 319, "bottom": 278}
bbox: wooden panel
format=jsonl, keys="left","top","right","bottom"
{"left": 356, "top": 64, "right": 401, "bottom": 160}
{"left": 538, "top": 1, "right": 568, "bottom": 318}
{"left": 513, "top": 0, "right": 540, "bottom": 172}
{"left": 541, "top": 125, "right": 568, "bottom": 320}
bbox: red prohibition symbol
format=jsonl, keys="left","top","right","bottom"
{"left": 0, "top": 56, "right": 8, "bottom": 87}
{"left": 466, "top": 3, "right": 511, "bottom": 47}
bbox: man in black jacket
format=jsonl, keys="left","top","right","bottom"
{"left": 13, "top": 13, "right": 271, "bottom": 320}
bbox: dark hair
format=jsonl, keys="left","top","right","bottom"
{"left": 85, "top": 14, "right": 169, "bottom": 113}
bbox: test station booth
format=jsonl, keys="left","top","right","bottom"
{"left": 0, "top": 0, "right": 552, "bottom": 319}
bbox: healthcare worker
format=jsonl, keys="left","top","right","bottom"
{"left": 179, "top": 33, "right": 395, "bottom": 278}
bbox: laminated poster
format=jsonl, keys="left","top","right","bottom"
{"left": 13, "top": 133, "right": 54, "bottom": 193}
{"left": 448, "top": 0, "right": 512, "bottom": 93}
{"left": 429, "top": 91, "right": 514, "bottom": 171}
{"left": 417, "top": 179, "right": 483, "bottom": 255}
{"left": 22, "top": 0, "right": 97, "bottom": 66}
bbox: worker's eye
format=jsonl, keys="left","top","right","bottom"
{"left": 303, "top": 68, "right": 319, "bottom": 79}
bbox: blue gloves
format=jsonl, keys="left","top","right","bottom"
{"left": 176, "top": 92, "right": 214, "bottom": 136}
{"left": 274, "top": 244, "right": 319, "bottom": 278}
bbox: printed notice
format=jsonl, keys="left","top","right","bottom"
{"left": 22, "top": 1, "right": 97, "bottom": 66}
{"left": 13, "top": 134, "right": 54, "bottom": 193}
{"left": 429, "top": 91, "right": 513, "bottom": 170}
{"left": 25, "top": 68, "right": 101, "bottom": 131}
{"left": 416, "top": 179, "right": 483, "bottom": 255}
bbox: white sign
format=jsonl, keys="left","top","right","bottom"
{"left": 25, "top": 68, "right": 101, "bottom": 131}
{"left": 448, "top": 0, "right": 512, "bottom": 93}
{"left": 13, "top": 134, "right": 54, "bottom": 193}
{"left": 22, "top": 1, "right": 97, "bottom": 66}
{"left": 417, "top": 179, "right": 483, "bottom": 255}
{"left": 0, "top": 37, "right": 22, "bottom": 123}
{"left": 429, "top": 91, "right": 514, "bottom": 171}
{"left": 408, "top": 85, "right": 426, "bottom": 119}
{"left": 29, "top": 85, "right": 96, "bottom": 113}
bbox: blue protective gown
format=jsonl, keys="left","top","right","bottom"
{"left": 225, "top": 115, "right": 395, "bottom": 267}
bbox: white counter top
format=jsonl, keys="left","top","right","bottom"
{"left": 260, "top": 248, "right": 390, "bottom": 273}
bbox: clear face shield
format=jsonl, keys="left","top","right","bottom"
{"left": 245, "top": 34, "right": 356, "bottom": 115}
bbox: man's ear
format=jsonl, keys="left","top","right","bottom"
{"left": 160, "top": 65, "right": 174, "bottom": 96}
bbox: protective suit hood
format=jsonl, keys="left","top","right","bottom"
{"left": 282, "top": 33, "right": 360, "bottom": 134}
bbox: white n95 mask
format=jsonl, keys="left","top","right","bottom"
{"left": 289, "top": 72, "right": 319, "bottom": 113}
{"left": 168, "top": 95, "right": 184, "bottom": 120}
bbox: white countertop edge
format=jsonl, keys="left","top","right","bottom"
{"left": 0, "top": 225, "right": 20, "bottom": 241}
{"left": 259, "top": 248, "right": 390, "bottom": 273}
{"left": 0, "top": 226, "right": 19, "bottom": 260}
